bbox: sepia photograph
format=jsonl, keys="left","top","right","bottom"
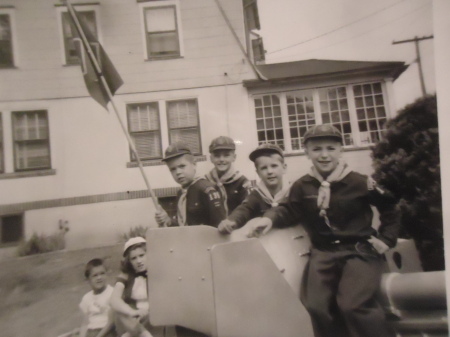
{"left": 0, "top": 0, "right": 447, "bottom": 336}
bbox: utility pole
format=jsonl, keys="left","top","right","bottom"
{"left": 392, "top": 35, "right": 433, "bottom": 97}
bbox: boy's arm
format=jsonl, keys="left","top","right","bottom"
{"left": 368, "top": 178, "right": 401, "bottom": 248}
{"left": 219, "top": 192, "right": 261, "bottom": 234}
{"left": 78, "top": 315, "right": 89, "bottom": 337}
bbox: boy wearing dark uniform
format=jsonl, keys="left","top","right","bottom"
{"left": 218, "top": 143, "right": 290, "bottom": 234}
{"left": 248, "top": 124, "right": 400, "bottom": 337}
{"left": 155, "top": 142, "right": 226, "bottom": 228}
{"left": 206, "top": 136, "right": 252, "bottom": 215}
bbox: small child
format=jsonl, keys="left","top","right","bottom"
{"left": 110, "top": 237, "right": 154, "bottom": 337}
{"left": 218, "top": 143, "right": 290, "bottom": 234}
{"left": 248, "top": 124, "right": 401, "bottom": 337}
{"left": 79, "top": 258, "right": 116, "bottom": 337}
{"left": 155, "top": 142, "right": 226, "bottom": 227}
{"left": 206, "top": 136, "right": 252, "bottom": 215}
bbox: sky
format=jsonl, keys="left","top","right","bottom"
{"left": 257, "top": 0, "right": 434, "bottom": 109}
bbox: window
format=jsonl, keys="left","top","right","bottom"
{"left": 127, "top": 102, "right": 162, "bottom": 160}
{"left": 253, "top": 82, "right": 389, "bottom": 152}
{"left": 61, "top": 9, "right": 98, "bottom": 65}
{"left": 243, "top": 0, "right": 261, "bottom": 31}
{"left": 141, "top": 1, "right": 183, "bottom": 60}
{"left": 0, "top": 214, "right": 23, "bottom": 245}
{"left": 167, "top": 99, "right": 201, "bottom": 154}
{"left": 127, "top": 98, "right": 201, "bottom": 161}
{"left": 12, "top": 110, "right": 51, "bottom": 171}
{"left": 251, "top": 37, "right": 265, "bottom": 63}
{"left": 0, "top": 112, "right": 3, "bottom": 173}
{"left": 0, "top": 11, "right": 14, "bottom": 68}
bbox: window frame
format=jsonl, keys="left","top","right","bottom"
{"left": 139, "top": 0, "right": 184, "bottom": 61}
{"left": 0, "top": 8, "right": 18, "bottom": 69}
{"left": 12, "top": 110, "right": 52, "bottom": 172}
{"left": 56, "top": 4, "right": 102, "bottom": 66}
{"left": 252, "top": 81, "right": 391, "bottom": 153}
{"left": 0, "top": 112, "right": 3, "bottom": 173}
{"left": 126, "top": 97, "right": 202, "bottom": 162}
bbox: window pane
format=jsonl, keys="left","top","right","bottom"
{"left": 1, "top": 215, "right": 23, "bottom": 243}
{"left": 285, "top": 90, "right": 315, "bottom": 150}
{"left": 145, "top": 7, "right": 176, "bottom": 32}
{"left": 128, "top": 103, "right": 160, "bottom": 132}
{"left": 352, "top": 82, "right": 387, "bottom": 145}
{"left": 147, "top": 31, "right": 179, "bottom": 56}
{"left": 132, "top": 132, "right": 162, "bottom": 160}
{"left": 319, "top": 86, "right": 353, "bottom": 146}
{"left": 0, "top": 14, "right": 13, "bottom": 67}
{"left": 0, "top": 112, "right": 3, "bottom": 173}
{"left": 15, "top": 141, "right": 50, "bottom": 170}
{"left": 167, "top": 100, "right": 201, "bottom": 154}
{"left": 62, "top": 11, "right": 97, "bottom": 65}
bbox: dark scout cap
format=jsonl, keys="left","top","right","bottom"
{"left": 303, "top": 124, "right": 343, "bottom": 144}
{"left": 249, "top": 143, "right": 284, "bottom": 162}
{"left": 163, "top": 142, "right": 192, "bottom": 161}
{"left": 209, "top": 136, "right": 236, "bottom": 153}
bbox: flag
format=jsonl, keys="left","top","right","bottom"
{"left": 66, "top": 1, "right": 123, "bottom": 108}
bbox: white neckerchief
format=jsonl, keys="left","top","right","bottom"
{"left": 254, "top": 177, "right": 291, "bottom": 207}
{"left": 308, "top": 160, "right": 352, "bottom": 229}
{"left": 177, "top": 177, "right": 202, "bottom": 226}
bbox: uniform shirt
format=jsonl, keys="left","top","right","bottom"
{"left": 171, "top": 178, "right": 226, "bottom": 227}
{"left": 79, "top": 285, "right": 113, "bottom": 329}
{"left": 264, "top": 171, "right": 400, "bottom": 248}
{"left": 221, "top": 175, "right": 252, "bottom": 214}
{"left": 228, "top": 188, "right": 290, "bottom": 228}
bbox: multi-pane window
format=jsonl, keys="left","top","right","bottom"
{"left": 167, "top": 99, "right": 201, "bottom": 154}
{"left": 61, "top": 10, "right": 98, "bottom": 65}
{"left": 253, "top": 82, "right": 389, "bottom": 152}
{"left": 12, "top": 110, "right": 51, "bottom": 171}
{"left": 143, "top": 5, "right": 180, "bottom": 59}
{"left": 319, "top": 86, "right": 352, "bottom": 146}
{"left": 353, "top": 83, "right": 387, "bottom": 144}
{"left": 287, "top": 90, "right": 316, "bottom": 150}
{"left": 127, "top": 102, "right": 162, "bottom": 160}
{"left": 254, "top": 95, "right": 284, "bottom": 149}
{"left": 0, "top": 13, "right": 14, "bottom": 68}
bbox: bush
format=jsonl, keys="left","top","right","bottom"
{"left": 121, "top": 225, "right": 148, "bottom": 242}
{"left": 17, "top": 232, "right": 66, "bottom": 257}
{"left": 371, "top": 94, "right": 443, "bottom": 271}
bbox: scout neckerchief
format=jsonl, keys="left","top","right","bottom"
{"left": 205, "top": 166, "right": 243, "bottom": 215}
{"left": 254, "top": 177, "right": 291, "bottom": 207}
{"left": 177, "top": 177, "right": 203, "bottom": 226}
{"left": 308, "top": 160, "right": 352, "bottom": 229}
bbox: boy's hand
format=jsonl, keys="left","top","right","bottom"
{"left": 133, "top": 308, "right": 149, "bottom": 320}
{"left": 155, "top": 206, "right": 171, "bottom": 227}
{"left": 368, "top": 236, "right": 390, "bottom": 254}
{"left": 246, "top": 217, "right": 273, "bottom": 238}
{"left": 218, "top": 219, "right": 237, "bottom": 234}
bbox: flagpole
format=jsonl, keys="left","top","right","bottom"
{"left": 65, "top": 0, "right": 160, "bottom": 209}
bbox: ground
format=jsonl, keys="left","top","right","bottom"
{"left": 0, "top": 244, "right": 122, "bottom": 337}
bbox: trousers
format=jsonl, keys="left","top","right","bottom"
{"left": 300, "top": 245, "right": 395, "bottom": 337}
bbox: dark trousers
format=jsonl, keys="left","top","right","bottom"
{"left": 300, "top": 245, "right": 395, "bottom": 337}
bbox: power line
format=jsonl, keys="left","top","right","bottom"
{"left": 267, "top": 0, "right": 408, "bottom": 55}
{"left": 266, "top": 2, "right": 431, "bottom": 62}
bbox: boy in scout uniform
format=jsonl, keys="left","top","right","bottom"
{"left": 218, "top": 143, "right": 291, "bottom": 234}
{"left": 206, "top": 136, "right": 252, "bottom": 215}
{"left": 155, "top": 142, "right": 226, "bottom": 228}
{"left": 248, "top": 124, "right": 400, "bottom": 337}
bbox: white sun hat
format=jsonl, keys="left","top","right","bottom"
{"left": 123, "top": 236, "right": 146, "bottom": 256}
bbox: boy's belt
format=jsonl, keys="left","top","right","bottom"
{"left": 314, "top": 237, "right": 372, "bottom": 251}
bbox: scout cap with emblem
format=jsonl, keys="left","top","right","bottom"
{"left": 249, "top": 143, "right": 284, "bottom": 162}
{"left": 209, "top": 136, "right": 236, "bottom": 153}
{"left": 303, "top": 124, "right": 343, "bottom": 144}
{"left": 163, "top": 141, "right": 193, "bottom": 161}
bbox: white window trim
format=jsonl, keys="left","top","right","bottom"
{"left": 56, "top": 4, "right": 103, "bottom": 66}
{"left": 125, "top": 95, "right": 200, "bottom": 162}
{"left": 251, "top": 81, "right": 392, "bottom": 154}
{"left": 0, "top": 8, "right": 19, "bottom": 68}
{"left": 138, "top": 0, "right": 185, "bottom": 61}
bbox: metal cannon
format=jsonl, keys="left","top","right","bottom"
{"left": 146, "top": 224, "right": 447, "bottom": 337}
